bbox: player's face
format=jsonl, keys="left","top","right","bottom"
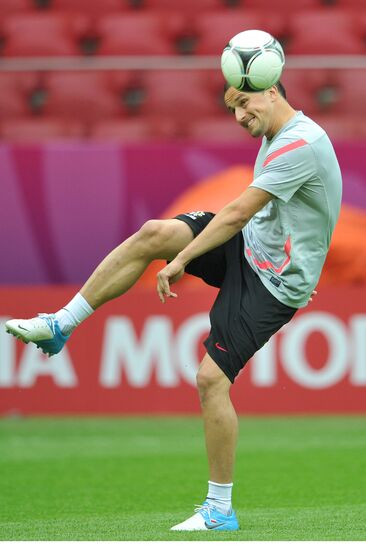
{"left": 224, "top": 87, "right": 276, "bottom": 139}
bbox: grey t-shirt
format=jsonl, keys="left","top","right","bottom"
{"left": 243, "top": 111, "right": 342, "bottom": 308}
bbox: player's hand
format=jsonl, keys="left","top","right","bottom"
{"left": 156, "top": 258, "right": 185, "bottom": 303}
{"left": 309, "top": 290, "right": 317, "bottom": 302}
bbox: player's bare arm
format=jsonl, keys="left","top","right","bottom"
{"left": 157, "top": 187, "right": 273, "bottom": 303}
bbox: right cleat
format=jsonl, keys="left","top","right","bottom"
{"left": 171, "top": 501, "right": 239, "bottom": 531}
{"left": 5, "top": 314, "right": 69, "bottom": 357}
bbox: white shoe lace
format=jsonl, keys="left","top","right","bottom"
{"left": 37, "top": 313, "right": 55, "bottom": 330}
{"left": 194, "top": 502, "right": 215, "bottom": 520}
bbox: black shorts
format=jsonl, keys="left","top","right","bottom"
{"left": 175, "top": 211, "right": 297, "bottom": 383}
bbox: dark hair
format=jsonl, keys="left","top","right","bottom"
{"left": 223, "top": 80, "right": 287, "bottom": 99}
{"left": 275, "top": 81, "right": 287, "bottom": 99}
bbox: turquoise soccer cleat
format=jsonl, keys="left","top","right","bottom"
{"left": 170, "top": 500, "right": 239, "bottom": 531}
{"left": 5, "top": 313, "right": 69, "bottom": 357}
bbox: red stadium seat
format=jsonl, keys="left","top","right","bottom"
{"left": 140, "top": 70, "right": 226, "bottom": 120}
{"left": 243, "top": 0, "right": 321, "bottom": 9}
{"left": 314, "top": 114, "right": 366, "bottom": 141}
{"left": 141, "top": 0, "right": 225, "bottom": 12}
{"left": 0, "top": 72, "right": 38, "bottom": 118}
{"left": 283, "top": 67, "right": 366, "bottom": 118}
{"left": 1, "top": 13, "right": 90, "bottom": 56}
{"left": 187, "top": 115, "right": 253, "bottom": 142}
{"left": 281, "top": 69, "right": 341, "bottom": 116}
{"left": 193, "top": 10, "right": 286, "bottom": 55}
{"left": 42, "top": 71, "right": 132, "bottom": 122}
{"left": 90, "top": 116, "right": 182, "bottom": 141}
{"left": 287, "top": 9, "right": 366, "bottom": 54}
{"left": 91, "top": 118, "right": 153, "bottom": 141}
{"left": 329, "top": 69, "right": 366, "bottom": 116}
{"left": 334, "top": 0, "right": 366, "bottom": 7}
{"left": 0, "top": 0, "right": 35, "bottom": 14}
{"left": 0, "top": 117, "right": 85, "bottom": 142}
{"left": 284, "top": 68, "right": 366, "bottom": 117}
{"left": 52, "top": 0, "right": 233, "bottom": 13}
{"left": 51, "top": 0, "right": 129, "bottom": 15}
{"left": 96, "top": 13, "right": 185, "bottom": 55}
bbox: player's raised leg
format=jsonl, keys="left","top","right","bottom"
{"left": 5, "top": 219, "right": 194, "bottom": 356}
{"left": 171, "top": 353, "right": 239, "bottom": 531}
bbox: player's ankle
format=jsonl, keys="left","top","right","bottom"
{"left": 206, "top": 480, "right": 233, "bottom": 515}
{"left": 206, "top": 497, "right": 232, "bottom": 515}
{"left": 55, "top": 292, "right": 94, "bottom": 336}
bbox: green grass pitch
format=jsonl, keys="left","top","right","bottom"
{"left": 0, "top": 416, "right": 365, "bottom": 541}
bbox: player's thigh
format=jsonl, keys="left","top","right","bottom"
{"left": 139, "top": 218, "right": 195, "bottom": 260}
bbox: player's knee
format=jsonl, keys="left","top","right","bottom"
{"left": 196, "top": 366, "right": 223, "bottom": 401}
{"left": 196, "top": 369, "right": 209, "bottom": 399}
{"left": 137, "top": 219, "right": 169, "bottom": 252}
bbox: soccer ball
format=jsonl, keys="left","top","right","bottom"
{"left": 221, "top": 29, "right": 285, "bottom": 92}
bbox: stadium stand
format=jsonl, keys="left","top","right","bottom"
{"left": 186, "top": 115, "right": 254, "bottom": 142}
{"left": 314, "top": 114, "right": 366, "bottom": 140}
{"left": 334, "top": 0, "right": 366, "bottom": 6}
{"left": 141, "top": 0, "right": 229, "bottom": 12}
{"left": 286, "top": 9, "right": 366, "bottom": 54}
{"left": 0, "top": 72, "right": 39, "bottom": 118}
{"left": 0, "top": 117, "right": 85, "bottom": 141}
{"left": 51, "top": 0, "right": 129, "bottom": 14}
{"left": 281, "top": 69, "right": 340, "bottom": 115}
{"left": 192, "top": 10, "right": 286, "bottom": 55}
{"left": 0, "top": 0, "right": 35, "bottom": 14}
{"left": 0, "top": 13, "right": 90, "bottom": 56}
{"left": 283, "top": 67, "right": 366, "bottom": 117}
{"left": 90, "top": 118, "right": 152, "bottom": 141}
{"left": 91, "top": 116, "right": 183, "bottom": 141}
{"left": 0, "top": 3, "right": 364, "bottom": 140}
{"left": 329, "top": 69, "right": 366, "bottom": 115}
{"left": 139, "top": 70, "right": 226, "bottom": 120}
{"left": 40, "top": 71, "right": 134, "bottom": 122}
{"left": 95, "top": 13, "right": 186, "bottom": 55}
{"left": 243, "top": 0, "right": 322, "bottom": 8}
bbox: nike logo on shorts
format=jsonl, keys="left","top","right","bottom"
{"left": 215, "top": 342, "right": 228, "bottom": 352}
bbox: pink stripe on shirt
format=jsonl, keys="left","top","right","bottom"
{"left": 263, "top": 139, "right": 308, "bottom": 167}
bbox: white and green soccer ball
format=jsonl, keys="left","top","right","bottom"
{"left": 221, "top": 29, "right": 285, "bottom": 92}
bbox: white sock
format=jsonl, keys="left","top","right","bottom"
{"left": 55, "top": 293, "right": 94, "bottom": 336}
{"left": 206, "top": 480, "right": 233, "bottom": 515}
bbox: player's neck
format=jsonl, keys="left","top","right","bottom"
{"left": 266, "top": 104, "right": 297, "bottom": 141}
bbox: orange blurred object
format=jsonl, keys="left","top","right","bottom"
{"left": 318, "top": 205, "right": 366, "bottom": 287}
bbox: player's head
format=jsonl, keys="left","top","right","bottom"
{"left": 224, "top": 81, "right": 291, "bottom": 140}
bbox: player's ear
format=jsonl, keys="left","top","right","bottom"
{"left": 267, "top": 86, "right": 279, "bottom": 101}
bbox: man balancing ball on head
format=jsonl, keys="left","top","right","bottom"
{"left": 5, "top": 30, "right": 342, "bottom": 531}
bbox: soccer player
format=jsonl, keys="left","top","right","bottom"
{"left": 5, "top": 81, "right": 342, "bottom": 531}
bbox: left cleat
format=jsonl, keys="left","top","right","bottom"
{"left": 5, "top": 313, "right": 69, "bottom": 357}
{"left": 170, "top": 501, "right": 239, "bottom": 531}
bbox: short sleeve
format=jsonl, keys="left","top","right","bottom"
{"left": 250, "top": 141, "right": 316, "bottom": 203}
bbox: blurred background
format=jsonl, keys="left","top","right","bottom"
{"left": 0, "top": 0, "right": 366, "bottom": 416}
